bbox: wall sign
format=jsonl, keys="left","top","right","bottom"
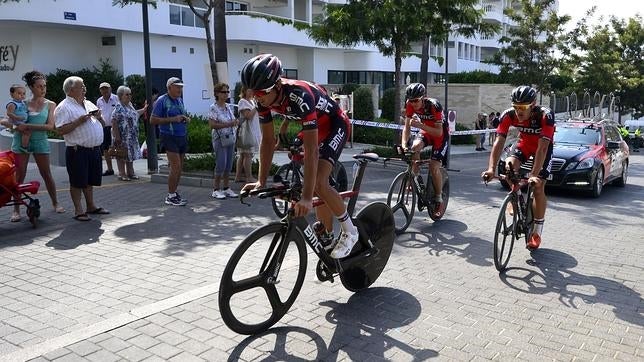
{"left": 0, "top": 45, "right": 19, "bottom": 71}
{"left": 64, "top": 12, "right": 77, "bottom": 20}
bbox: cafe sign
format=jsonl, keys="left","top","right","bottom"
{"left": 0, "top": 45, "right": 19, "bottom": 71}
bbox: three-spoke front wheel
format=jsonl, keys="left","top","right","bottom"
{"left": 386, "top": 172, "right": 416, "bottom": 234}
{"left": 218, "top": 223, "right": 307, "bottom": 335}
{"left": 493, "top": 194, "right": 518, "bottom": 272}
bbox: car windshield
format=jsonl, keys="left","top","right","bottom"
{"left": 554, "top": 126, "right": 601, "bottom": 146}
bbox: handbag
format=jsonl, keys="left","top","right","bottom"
{"left": 215, "top": 128, "right": 236, "bottom": 148}
{"left": 107, "top": 143, "right": 127, "bottom": 159}
{"left": 237, "top": 119, "right": 257, "bottom": 149}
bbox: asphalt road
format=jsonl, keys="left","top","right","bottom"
{"left": 0, "top": 152, "right": 642, "bottom": 361}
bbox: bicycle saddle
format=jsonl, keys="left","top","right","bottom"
{"left": 353, "top": 153, "right": 379, "bottom": 162}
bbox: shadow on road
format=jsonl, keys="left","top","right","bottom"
{"left": 45, "top": 220, "right": 104, "bottom": 250}
{"left": 227, "top": 287, "right": 438, "bottom": 361}
{"left": 499, "top": 248, "right": 644, "bottom": 328}
{"left": 395, "top": 219, "right": 493, "bottom": 267}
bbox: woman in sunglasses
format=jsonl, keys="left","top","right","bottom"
{"left": 481, "top": 85, "right": 555, "bottom": 250}
{"left": 239, "top": 54, "right": 357, "bottom": 259}
{"left": 401, "top": 83, "right": 449, "bottom": 218}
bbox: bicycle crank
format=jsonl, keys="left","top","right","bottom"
{"left": 315, "top": 260, "right": 335, "bottom": 283}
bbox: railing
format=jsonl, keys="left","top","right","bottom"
{"left": 225, "top": 10, "right": 313, "bottom": 26}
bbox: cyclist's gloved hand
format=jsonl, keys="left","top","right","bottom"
{"left": 527, "top": 174, "right": 540, "bottom": 186}
{"left": 241, "top": 181, "right": 263, "bottom": 193}
{"left": 293, "top": 198, "right": 312, "bottom": 217}
{"left": 481, "top": 169, "right": 495, "bottom": 182}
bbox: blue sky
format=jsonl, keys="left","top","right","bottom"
{"left": 557, "top": 0, "right": 643, "bottom": 29}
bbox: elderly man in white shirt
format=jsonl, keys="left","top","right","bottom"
{"left": 96, "top": 82, "right": 119, "bottom": 176}
{"left": 55, "top": 76, "right": 111, "bottom": 221}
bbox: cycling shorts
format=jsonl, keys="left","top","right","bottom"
{"left": 318, "top": 117, "right": 348, "bottom": 166}
{"left": 511, "top": 141, "right": 554, "bottom": 179}
{"left": 416, "top": 131, "right": 448, "bottom": 162}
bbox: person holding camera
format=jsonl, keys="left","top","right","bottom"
{"left": 209, "top": 82, "right": 239, "bottom": 200}
{"left": 151, "top": 77, "right": 190, "bottom": 206}
{"left": 54, "top": 76, "right": 110, "bottom": 221}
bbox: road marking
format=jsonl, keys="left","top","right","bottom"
{"left": 0, "top": 283, "right": 219, "bottom": 362}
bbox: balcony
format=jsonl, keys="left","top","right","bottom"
{"left": 482, "top": 3, "right": 505, "bottom": 24}
{"left": 225, "top": 12, "right": 319, "bottom": 47}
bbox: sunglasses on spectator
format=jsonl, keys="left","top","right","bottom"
{"left": 254, "top": 84, "right": 276, "bottom": 98}
{"left": 409, "top": 98, "right": 422, "bottom": 103}
{"left": 218, "top": 90, "right": 230, "bottom": 94}
{"left": 512, "top": 103, "right": 532, "bottom": 111}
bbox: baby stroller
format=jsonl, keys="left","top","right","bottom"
{"left": 0, "top": 150, "right": 41, "bottom": 228}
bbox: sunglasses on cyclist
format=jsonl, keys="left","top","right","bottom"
{"left": 512, "top": 103, "right": 532, "bottom": 111}
{"left": 254, "top": 84, "right": 276, "bottom": 98}
{"left": 409, "top": 98, "right": 422, "bottom": 104}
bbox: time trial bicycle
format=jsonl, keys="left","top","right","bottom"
{"left": 218, "top": 152, "right": 395, "bottom": 335}
{"left": 384, "top": 145, "right": 449, "bottom": 234}
{"left": 271, "top": 137, "right": 348, "bottom": 218}
{"left": 484, "top": 162, "right": 535, "bottom": 272}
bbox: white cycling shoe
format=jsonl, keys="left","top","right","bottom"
{"left": 330, "top": 231, "right": 359, "bottom": 259}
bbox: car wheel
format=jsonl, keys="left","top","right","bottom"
{"left": 614, "top": 162, "right": 628, "bottom": 187}
{"left": 590, "top": 167, "right": 604, "bottom": 198}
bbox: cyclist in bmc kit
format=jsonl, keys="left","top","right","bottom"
{"left": 401, "top": 83, "right": 449, "bottom": 217}
{"left": 481, "top": 86, "right": 555, "bottom": 250}
{"left": 240, "top": 54, "right": 358, "bottom": 259}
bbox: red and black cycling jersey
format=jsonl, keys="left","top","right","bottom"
{"left": 257, "top": 78, "right": 350, "bottom": 140}
{"left": 496, "top": 105, "right": 555, "bottom": 154}
{"left": 405, "top": 97, "right": 448, "bottom": 140}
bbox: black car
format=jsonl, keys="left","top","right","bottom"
{"left": 498, "top": 119, "right": 629, "bottom": 197}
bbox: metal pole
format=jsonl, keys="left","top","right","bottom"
{"left": 444, "top": 30, "right": 450, "bottom": 169}
{"left": 142, "top": 0, "right": 158, "bottom": 173}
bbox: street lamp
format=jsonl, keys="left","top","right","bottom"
{"left": 142, "top": 0, "right": 158, "bottom": 173}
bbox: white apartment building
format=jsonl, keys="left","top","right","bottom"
{"left": 0, "top": 0, "right": 535, "bottom": 115}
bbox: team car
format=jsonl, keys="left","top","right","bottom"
{"left": 498, "top": 119, "right": 629, "bottom": 197}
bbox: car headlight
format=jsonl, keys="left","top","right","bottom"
{"left": 565, "top": 161, "right": 578, "bottom": 171}
{"left": 576, "top": 158, "right": 595, "bottom": 169}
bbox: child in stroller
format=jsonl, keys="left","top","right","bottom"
{"left": 0, "top": 150, "right": 40, "bottom": 227}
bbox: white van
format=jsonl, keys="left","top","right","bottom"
{"left": 624, "top": 119, "right": 644, "bottom": 132}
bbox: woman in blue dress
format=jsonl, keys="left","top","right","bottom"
{"left": 111, "top": 86, "right": 146, "bottom": 181}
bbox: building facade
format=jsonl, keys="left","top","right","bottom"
{"left": 0, "top": 0, "right": 545, "bottom": 115}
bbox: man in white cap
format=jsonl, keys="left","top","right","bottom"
{"left": 96, "top": 82, "right": 119, "bottom": 176}
{"left": 150, "top": 77, "right": 190, "bottom": 206}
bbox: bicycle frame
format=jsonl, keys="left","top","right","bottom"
{"left": 384, "top": 148, "right": 434, "bottom": 203}
{"left": 241, "top": 155, "right": 375, "bottom": 269}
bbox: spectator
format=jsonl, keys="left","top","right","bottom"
{"left": 487, "top": 113, "right": 495, "bottom": 146}
{"left": 54, "top": 76, "right": 110, "bottom": 221}
{"left": 5, "top": 84, "right": 30, "bottom": 152}
{"left": 490, "top": 112, "right": 501, "bottom": 146}
{"left": 209, "top": 82, "right": 238, "bottom": 199}
{"left": 235, "top": 86, "right": 259, "bottom": 183}
{"left": 0, "top": 70, "right": 65, "bottom": 222}
{"left": 96, "top": 82, "right": 119, "bottom": 176}
{"left": 112, "top": 85, "right": 146, "bottom": 181}
{"left": 150, "top": 77, "right": 190, "bottom": 206}
{"left": 475, "top": 112, "right": 487, "bottom": 151}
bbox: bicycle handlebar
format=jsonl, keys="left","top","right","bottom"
{"left": 239, "top": 181, "right": 301, "bottom": 206}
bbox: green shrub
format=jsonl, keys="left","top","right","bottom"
{"left": 338, "top": 83, "right": 360, "bottom": 95}
{"left": 186, "top": 115, "right": 213, "bottom": 153}
{"left": 451, "top": 123, "right": 476, "bottom": 145}
{"left": 183, "top": 153, "right": 278, "bottom": 174}
{"left": 125, "top": 74, "right": 147, "bottom": 109}
{"left": 351, "top": 118, "right": 398, "bottom": 146}
{"left": 45, "top": 59, "right": 123, "bottom": 104}
{"left": 379, "top": 88, "right": 397, "bottom": 122}
{"left": 353, "top": 86, "right": 374, "bottom": 121}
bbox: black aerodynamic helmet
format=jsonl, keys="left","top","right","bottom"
{"left": 405, "top": 83, "right": 426, "bottom": 100}
{"left": 511, "top": 85, "right": 537, "bottom": 104}
{"left": 240, "top": 54, "right": 282, "bottom": 90}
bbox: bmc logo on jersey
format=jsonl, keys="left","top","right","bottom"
{"left": 516, "top": 126, "right": 542, "bottom": 134}
{"left": 315, "top": 97, "right": 333, "bottom": 114}
{"left": 289, "top": 92, "right": 310, "bottom": 113}
{"left": 417, "top": 114, "right": 435, "bottom": 120}
{"left": 329, "top": 128, "right": 346, "bottom": 151}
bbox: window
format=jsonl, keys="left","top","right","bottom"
{"left": 170, "top": 5, "right": 181, "bottom": 25}
{"left": 181, "top": 7, "right": 194, "bottom": 26}
{"left": 169, "top": 4, "right": 208, "bottom": 28}
{"left": 226, "top": 1, "right": 248, "bottom": 11}
{"left": 101, "top": 36, "right": 116, "bottom": 46}
{"left": 284, "top": 69, "right": 298, "bottom": 79}
{"left": 171, "top": 46, "right": 177, "bottom": 53}
{"left": 190, "top": 48, "right": 194, "bottom": 54}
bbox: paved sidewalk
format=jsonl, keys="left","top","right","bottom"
{"left": 2, "top": 146, "right": 641, "bottom": 361}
